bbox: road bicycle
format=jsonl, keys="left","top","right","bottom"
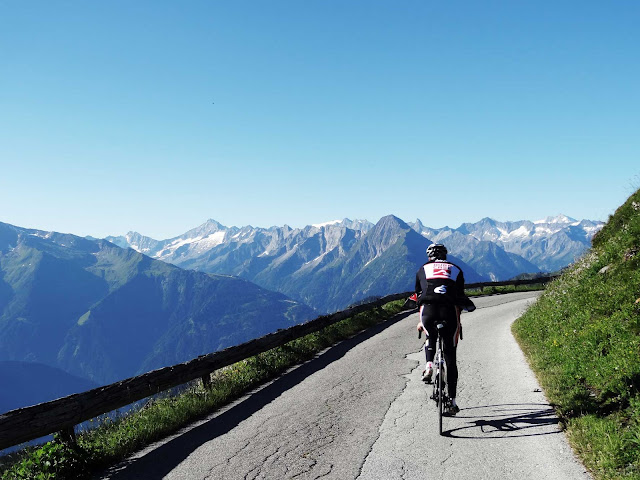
{"left": 419, "top": 322, "right": 451, "bottom": 435}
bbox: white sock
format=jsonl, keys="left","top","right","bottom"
{"left": 426, "top": 361, "right": 433, "bottom": 370}
{"left": 451, "top": 398, "right": 457, "bottom": 407}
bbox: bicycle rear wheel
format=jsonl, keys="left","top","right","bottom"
{"left": 438, "top": 365, "right": 444, "bottom": 435}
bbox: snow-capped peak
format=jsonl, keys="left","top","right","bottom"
{"left": 534, "top": 214, "right": 578, "bottom": 225}
{"left": 312, "top": 220, "right": 342, "bottom": 228}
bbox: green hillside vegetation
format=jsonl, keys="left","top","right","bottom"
{"left": 512, "top": 188, "right": 640, "bottom": 479}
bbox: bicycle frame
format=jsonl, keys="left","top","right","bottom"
{"left": 432, "top": 323, "right": 449, "bottom": 435}
{"left": 419, "top": 321, "right": 450, "bottom": 435}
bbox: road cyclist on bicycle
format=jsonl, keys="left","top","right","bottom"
{"left": 414, "top": 243, "right": 475, "bottom": 416}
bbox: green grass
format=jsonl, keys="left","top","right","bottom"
{"left": 0, "top": 300, "right": 406, "bottom": 480}
{"left": 512, "top": 188, "right": 640, "bottom": 480}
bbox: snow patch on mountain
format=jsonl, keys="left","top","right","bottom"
{"left": 29, "top": 232, "right": 52, "bottom": 239}
{"left": 312, "top": 220, "right": 342, "bottom": 228}
{"left": 155, "top": 231, "right": 227, "bottom": 259}
{"left": 533, "top": 227, "right": 554, "bottom": 236}
{"left": 303, "top": 251, "right": 329, "bottom": 266}
{"left": 534, "top": 214, "right": 578, "bottom": 225}
{"left": 201, "top": 231, "right": 227, "bottom": 247}
{"left": 504, "top": 225, "right": 531, "bottom": 238}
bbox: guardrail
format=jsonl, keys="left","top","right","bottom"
{"left": 464, "top": 275, "right": 556, "bottom": 290}
{"left": 0, "top": 276, "right": 554, "bottom": 451}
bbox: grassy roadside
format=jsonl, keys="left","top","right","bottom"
{"left": 512, "top": 188, "right": 640, "bottom": 480}
{"left": 0, "top": 300, "right": 407, "bottom": 479}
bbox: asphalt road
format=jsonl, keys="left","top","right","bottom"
{"left": 100, "top": 291, "right": 592, "bottom": 480}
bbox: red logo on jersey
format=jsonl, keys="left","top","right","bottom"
{"left": 430, "top": 263, "right": 451, "bottom": 279}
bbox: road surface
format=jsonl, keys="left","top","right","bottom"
{"left": 100, "top": 291, "right": 591, "bottom": 479}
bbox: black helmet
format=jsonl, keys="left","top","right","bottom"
{"left": 426, "top": 243, "right": 447, "bottom": 260}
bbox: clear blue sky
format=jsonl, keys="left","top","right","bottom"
{"left": 1, "top": 1, "right": 638, "bottom": 239}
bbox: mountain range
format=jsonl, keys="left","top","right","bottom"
{"left": 0, "top": 213, "right": 602, "bottom": 411}
{"left": 0, "top": 221, "right": 315, "bottom": 393}
{"left": 109, "top": 216, "right": 480, "bottom": 313}
{"left": 108, "top": 214, "right": 602, "bottom": 312}
{"left": 411, "top": 214, "right": 603, "bottom": 273}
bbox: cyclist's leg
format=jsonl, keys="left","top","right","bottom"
{"left": 443, "top": 342, "right": 458, "bottom": 399}
{"left": 439, "top": 305, "right": 459, "bottom": 400}
{"left": 420, "top": 304, "right": 438, "bottom": 363}
{"left": 420, "top": 304, "right": 438, "bottom": 382}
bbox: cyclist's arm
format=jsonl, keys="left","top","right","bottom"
{"left": 456, "top": 270, "right": 477, "bottom": 312}
{"left": 456, "top": 270, "right": 465, "bottom": 295}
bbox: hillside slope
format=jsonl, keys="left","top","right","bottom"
{"left": 512, "top": 189, "right": 640, "bottom": 479}
{"left": 0, "top": 222, "right": 316, "bottom": 389}
{"left": 0, "top": 361, "right": 99, "bottom": 413}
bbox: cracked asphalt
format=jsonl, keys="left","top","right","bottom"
{"left": 99, "top": 291, "right": 591, "bottom": 480}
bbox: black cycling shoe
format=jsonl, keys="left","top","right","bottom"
{"left": 445, "top": 404, "right": 460, "bottom": 416}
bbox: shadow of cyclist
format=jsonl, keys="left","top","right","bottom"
{"left": 441, "top": 403, "right": 561, "bottom": 439}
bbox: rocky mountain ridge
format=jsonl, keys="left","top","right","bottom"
{"left": 108, "top": 214, "right": 602, "bottom": 306}
{"left": 112, "top": 215, "right": 486, "bottom": 312}
{"left": 411, "top": 215, "right": 603, "bottom": 273}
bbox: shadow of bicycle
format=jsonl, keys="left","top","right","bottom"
{"left": 442, "top": 403, "right": 561, "bottom": 439}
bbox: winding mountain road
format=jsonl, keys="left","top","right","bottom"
{"left": 100, "top": 291, "right": 591, "bottom": 480}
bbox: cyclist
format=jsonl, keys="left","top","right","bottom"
{"left": 414, "top": 243, "right": 469, "bottom": 415}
